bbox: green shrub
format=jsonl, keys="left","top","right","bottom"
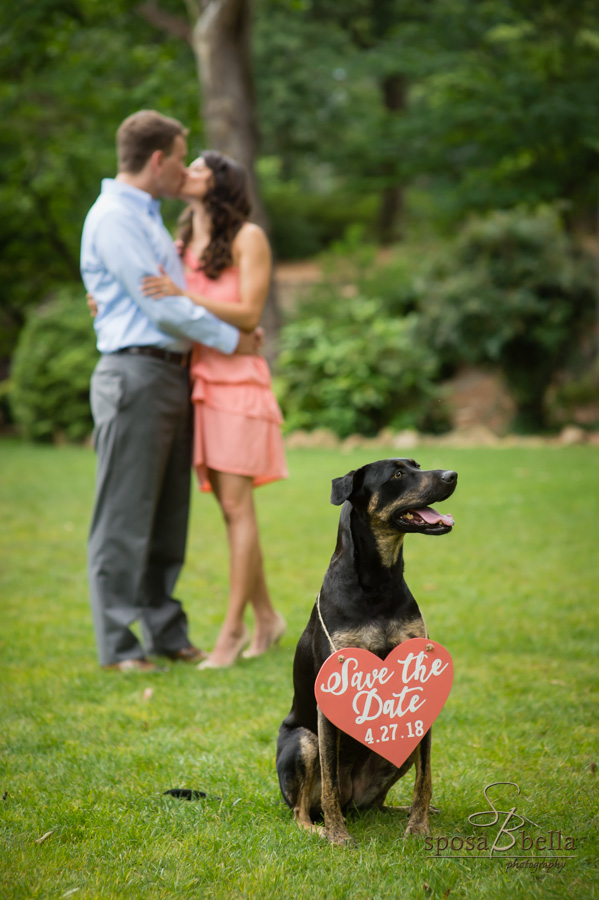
{"left": 10, "top": 285, "right": 98, "bottom": 442}
{"left": 417, "top": 208, "right": 596, "bottom": 430}
{"left": 275, "top": 228, "right": 450, "bottom": 438}
{"left": 275, "top": 209, "right": 595, "bottom": 437}
{"left": 276, "top": 280, "right": 447, "bottom": 438}
{"left": 547, "top": 361, "right": 599, "bottom": 428}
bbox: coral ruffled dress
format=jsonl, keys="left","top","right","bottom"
{"left": 184, "top": 250, "right": 288, "bottom": 492}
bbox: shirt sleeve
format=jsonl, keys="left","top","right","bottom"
{"left": 94, "top": 209, "right": 240, "bottom": 354}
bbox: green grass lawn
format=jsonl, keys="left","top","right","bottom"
{"left": 1, "top": 439, "right": 598, "bottom": 899}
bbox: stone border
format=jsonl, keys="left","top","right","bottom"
{"left": 284, "top": 425, "right": 599, "bottom": 451}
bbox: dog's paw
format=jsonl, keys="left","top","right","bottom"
{"left": 404, "top": 820, "right": 431, "bottom": 837}
{"left": 295, "top": 819, "right": 326, "bottom": 839}
{"left": 326, "top": 827, "right": 356, "bottom": 847}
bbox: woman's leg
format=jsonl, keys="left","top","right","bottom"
{"left": 202, "top": 469, "right": 283, "bottom": 666}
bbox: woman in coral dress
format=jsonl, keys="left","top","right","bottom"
{"left": 142, "top": 151, "right": 287, "bottom": 669}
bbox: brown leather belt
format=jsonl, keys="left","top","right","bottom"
{"left": 115, "top": 345, "right": 190, "bottom": 367}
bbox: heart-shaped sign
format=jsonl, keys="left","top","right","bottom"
{"left": 315, "top": 638, "right": 453, "bottom": 769}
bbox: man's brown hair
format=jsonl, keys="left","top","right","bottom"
{"left": 116, "top": 110, "right": 187, "bottom": 173}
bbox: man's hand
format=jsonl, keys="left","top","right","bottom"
{"left": 235, "top": 326, "right": 264, "bottom": 355}
{"left": 87, "top": 293, "right": 98, "bottom": 318}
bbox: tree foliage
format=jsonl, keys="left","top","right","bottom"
{"left": 255, "top": 0, "right": 599, "bottom": 226}
{"left": 417, "top": 208, "right": 596, "bottom": 430}
{"left": 0, "top": 0, "right": 201, "bottom": 354}
{"left": 399, "top": 0, "right": 599, "bottom": 224}
{"left": 2, "top": 0, "right": 598, "bottom": 331}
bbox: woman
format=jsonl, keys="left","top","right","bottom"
{"left": 142, "top": 151, "right": 287, "bottom": 669}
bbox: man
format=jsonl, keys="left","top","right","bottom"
{"left": 81, "top": 110, "right": 258, "bottom": 672}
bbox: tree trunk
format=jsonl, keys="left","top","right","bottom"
{"left": 139, "top": 0, "right": 281, "bottom": 349}
{"left": 187, "top": 0, "right": 280, "bottom": 352}
{"left": 189, "top": 1, "right": 261, "bottom": 220}
{"left": 377, "top": 72, "right": 406, "bottom": 245}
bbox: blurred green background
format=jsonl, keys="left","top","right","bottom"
{"left": 2, "top": 0, "right": 599, "bottom": 439}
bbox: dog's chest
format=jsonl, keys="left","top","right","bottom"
{"left": 330, "top": 617, "right": 426, "bottom": 656}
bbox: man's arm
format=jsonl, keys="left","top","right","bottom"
{"left": 94, "top": 210, "right": 240, "bottom": 354}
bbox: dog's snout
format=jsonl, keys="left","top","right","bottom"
{"left": 441, "top": 470, "right": 457, "bottom": 484}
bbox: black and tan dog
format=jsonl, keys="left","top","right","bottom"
{"left": 276, "top": 457, "right": 457, "bottom": 846}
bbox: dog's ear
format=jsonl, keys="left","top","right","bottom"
{"left": 330, "top": 470, "right": 356, "bottom": 506}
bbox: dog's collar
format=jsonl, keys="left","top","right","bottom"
{"left": 317, "top": 592, "right": 336, "bottom": 654}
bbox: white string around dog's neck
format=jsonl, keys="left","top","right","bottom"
{"left": 316, "top": 592, "right": 336, "bottom": 654}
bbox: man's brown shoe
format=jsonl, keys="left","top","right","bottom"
{"left": 103, "top": 658, "right": 164, "bottom": 673}
{"left": 166, "top": 645, "right": 207, "bottom": 663}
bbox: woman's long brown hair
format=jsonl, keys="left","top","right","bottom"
{"left": 176, "top": 151, "right": 251, "bottom": 280}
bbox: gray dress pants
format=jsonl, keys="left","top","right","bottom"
{"left": 88, "top": 352, "right": 193, "bottom": 665}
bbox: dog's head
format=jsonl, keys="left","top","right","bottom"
{"left": 331, "top": 458, "right": 457, "bottom": 537}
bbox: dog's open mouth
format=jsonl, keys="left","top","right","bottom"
{"left": 397, "top": 506, "right": 454, "bottom": 533}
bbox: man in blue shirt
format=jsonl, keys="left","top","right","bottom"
{"left": 81, "top": 110, "right": 259, "bottom": 671}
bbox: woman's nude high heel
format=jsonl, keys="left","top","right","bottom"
{"left": 242, "top": 614, "right": 286, "bottom": 659}
{"left": 197, "top": 625, "right": 250, "bottom": 670}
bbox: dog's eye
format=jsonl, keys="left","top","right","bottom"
{"left": 393, "top": 471, "right": 402, "bottom": 479}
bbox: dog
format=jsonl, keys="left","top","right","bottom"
{"left": 276, "top": 457, "right": 457, "bottom": 846}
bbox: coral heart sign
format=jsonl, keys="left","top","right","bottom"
{"left": 315, "top": 638, "right": 453, "bottom": 769}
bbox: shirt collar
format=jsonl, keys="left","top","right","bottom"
{"left": 101, "top": 178, "right": 162, "bottom": 216}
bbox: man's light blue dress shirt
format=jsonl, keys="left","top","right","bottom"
{"left": 80, "top": 179, "right": 239, "bottom": 355}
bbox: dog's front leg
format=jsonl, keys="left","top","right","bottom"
{"left": 317, "top": 708, "right": 354, "bottom": 846}
{"left": 405, "top": 727, "right": 432, "bottom": 836}
{"left": 293, "top": 729, "right": 324, "bottom": 836}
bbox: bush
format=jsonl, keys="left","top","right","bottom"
{"left": 547, "top": 361, "right": 599, "bottom": 429}
{"left": 276, "top": 260, "right": 448, "bottom": 438}
{"left": 417, "top": 208, "right": 596, "bottom": 430}
{"left": 10, "top": 286, "right": 98, "bottom": 442}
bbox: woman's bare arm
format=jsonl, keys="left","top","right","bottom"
{"left": 141, "top": 224, "right": 271, "bottom": 332}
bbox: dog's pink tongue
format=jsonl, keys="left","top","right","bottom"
{"left": 413, "top": 506, "right": 455, "bottom": 526}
